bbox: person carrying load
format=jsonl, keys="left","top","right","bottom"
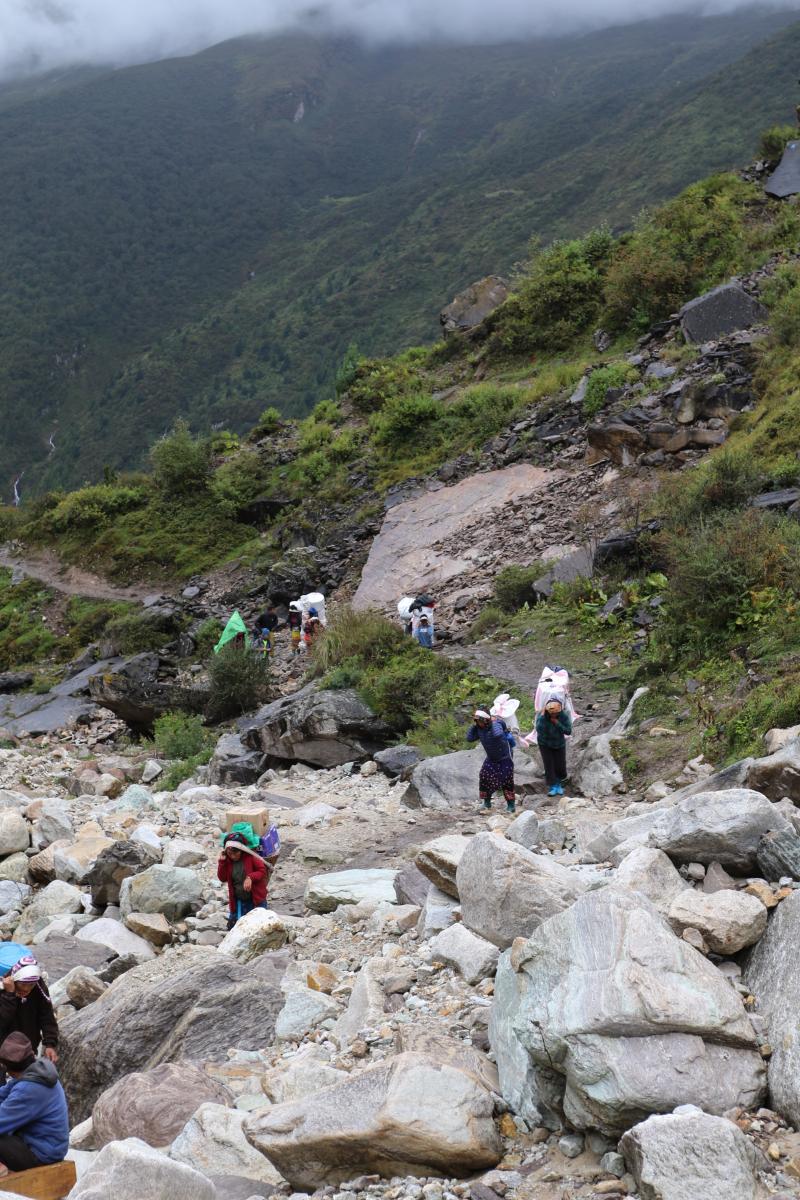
{"left": 217, "top": 824, "right": 272, "bottom": 929}
{"left": 214, "top": 611, "right": 249, "bottom": 654}
{"left": 467, "top": 708, "right": 517, "bottom": 814}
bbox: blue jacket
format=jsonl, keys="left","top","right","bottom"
{"left": 467, "top": 720, "right": 513, "bottom": 763}
{"left": 0, "top": 1059, "right": 69, "bottom": 1163}
{"left": 415, "top": 627, "right": 434, "bottom": 649}
{"left": 536, "top": 710, "right": 573, "bottom": 749}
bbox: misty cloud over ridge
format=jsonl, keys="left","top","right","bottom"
{"left": 3, "top": 0, "right": 800, "bottom": 79}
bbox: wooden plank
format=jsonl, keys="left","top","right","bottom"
{"left": 0, "top": 1161, "right": 77, "bottom": 1200}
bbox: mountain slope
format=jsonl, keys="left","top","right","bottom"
{"left": 1, "top": 8, "right": 798, "bottom": 495}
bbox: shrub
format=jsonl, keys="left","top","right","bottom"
{"left": 210, "top": 450, "right": 265, "bottom": 516}
{"left": 194, "top": 618, "right": 222, "bottom": 658}
{"left": 361, "top": 648, "right": 452, "bottom": 729}
{"left": 346, "top": 359, "right": 416, "bottom": 414}
{"left": 207, "top": 643, "right": 271, "bottom": 721}
{"left": 322, "top": 661, "right": 365, "bottom": 689}
{"left": 161, "top": 749, "right": 214, "bottom": 791}
{"left": 299, "top": 419, "right": 334, "bottom": 453}
{"left": 661, "top": 450, "right": 764, "bottom": 531}
{"left": 296, "top": 450, "right": 333, "bottom": 486}
{"left": 43, "top": 484, "right": 147, "bottom": 533}
{"left": 153, "top": 711, "right": 210, "bottom": 759}
{"left": 494, "top": 565, "right": 542, "bottom": 612}
{"left": 372, "top": 393, "right": 441, "bottom": 446}
{"left": 582, "top": 363, "right": 638, "bottom": 418}
{"left": 251, "top": 406, "right": 282, "bottom": 437}
{"left": 445, "top": 384, "right": 520, "bottom": 444}
{"left": 469, "top": 604, "right": 504, "bottom": 639}
{"left": 759, "top": 125, "right": 796, "bottom": 164}
{"left": 335, "top": 343, "right": 361, "bottom": 396}
{"left": 661, "top": 508, "right": 800, "bottom": 648}
{"left": 328, "top": 429, "right": 360, "bottom": 463}
{"left": 312, "top": 399, "right": 342, "bottom": 423}
{"left": 603, "top": 176, "right": 750, "bottom": 332}
{"left": 66, "top": 597, "right": 128, "bottom": 645}
{"left": 764, "top": 264, "right": 800, "bottom": 347}
{"left": 150, "top": 420, "right": 212, "bottom": 497}
{"left": 310, "top": 607, "right": 406, "bottom": 675}
{"left": 496, "top": 228, "right": 613, "bottom": 353}
{"left": 104, "top": 611, "right": 177, "bottom": 654}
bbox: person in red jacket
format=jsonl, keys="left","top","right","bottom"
{"left": 217, "top": 834, "right": 269, "bottom": 930}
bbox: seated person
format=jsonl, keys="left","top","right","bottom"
{"left": 0, "top": 1032, "right": 68, "bottom": 1176}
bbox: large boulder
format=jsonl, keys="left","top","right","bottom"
{"left": 77, "top": 917, "right": 156, "bottom": 961}
{"left": 440, "top": 275, "right": 509, "bottom": 336}
{"left": 92, "top": 1062, "right": 232, "bottom": 1148}
{"left": 765, "top": 137, "right": 800, "bottom": 199}
{"left": 14, "top": 879, "right": 83, "bottom": 942}
{"left": 244, "top": 1051, "right": 501, "bottom": 1187}
{"left": 490, "top": 889, "right": 764, "bottom": 1135}
{"left": 33, "top": 934, "right": 117, "bottom": 983}
{"left": 66, "top": 1137, "right": 215, "bottom": 1200}
{"left": 612, "top": 847, "right": 690, "bottom": 916}
{"left": 276, "top": 986, "right": 341, "bottom": 1042}
{"left": 746, "top": 740, "right": 800, "bottom": 802}
{"left": 217, "top": 908, "right": 295, "bottom": 962}
{"left": 0, "top": 809, "right": 29, "bottom": 856}
{"left": 745, "top": 888, "right": 800, "bottom": 1124}
{"left": 428, "top": 923, "right": 499, "bottom": 985}
{"left": 170, "top": 1102, "right": 283, "bottom": 1186}
{"left": 208, "top": 732, "right": 267, "bottom": 786}
{"left": 679, "top": 282, "right": 767, "bottom": 344}
{"left": 620, "top": 1108, "right": 761, "bottom": 1200}
{"left": 456, "top": 832, "right": 584, "bottom": 949}
{"left": 304, "top": 868, "right": 398, "bottom": 913}
{"left": 667, "top": 889, "right": 767, "bottom": 955}
{"left": 59, "top": 945, "right": 285, "bottom": 1122}
{"left": 402, "top": 750, "right": 540, "bottom": 812}
{"left": 119, "top": 864, "right": 204, "bottom": 922}
{"left": 414, "top": 835, "right": 470, "bottom": 899}
{"left": 586, "top": 788, "right": 789, "bottom": 871}
{"left": 88, "top": 652, "right": 210, "bottom": 732}
{"left": 84, "top": 839, "right": 160, "bottom": 907}
{"left": 243, "top": 683, "right": 394, "bottom": 768}
{"left": 756, "top": 828, "right": 800, "bottom": 880}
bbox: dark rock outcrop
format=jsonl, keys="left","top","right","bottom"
{"left": 88, "top": 653, "right": 210, "bottom": 732}
{"left": 440, "top": 276, "right": 508, "bottom": 337}
{"left": 85, "top": 840, "right": 161, "bottom": 908}
{"left": 678, "top": 283, "right": 767, "bottom": 344}
{"left": 209, "top": 733, "right": 267, "bottom": 786}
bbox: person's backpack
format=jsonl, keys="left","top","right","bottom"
{"left": 259, "top": 825, "right": 281, "bottom": 864}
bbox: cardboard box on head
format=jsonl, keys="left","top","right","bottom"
{"left": 224, "top": 806, "right": 270, "bottom": 838}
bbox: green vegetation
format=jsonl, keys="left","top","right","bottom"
{"left": 312, "top": 606, "right": 534, "bottom": 754}
{"left": 493, "top": 566, "right": 542, "bottom": 613}
{"left": 153, "top": 711, "right": 211, "bottom": 759}
{"left": 3, "top": 10, "right": 800, "bottom": 495}
{"left": 582, "top": 363, "right": 639, "bottom": 418}
{"left": 759, "top": 124, "right": 797, "bottom": 163}
{"left": 207, "top": 644, "right": 271, "bottom": 722}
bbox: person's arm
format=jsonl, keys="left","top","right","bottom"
{"left": 559, "top": 712, "right": 573, "bottom": 735}
{"left": 466, "top": 725, "right": 478, "bottom": 743}
{"left": 243, "top": 854, "right": 266, "bottom": 893}
{"left": 0, "top": 1083, "right": 44, "bottom": 1136}
{"left": 37, "top": 986, "right": 59, "bottom": 1050}
{"left": 217, "top": 856, "right": 229, "bottom": 883}
{"left": 536, "top": 713, "right": 547, "bottom": 736}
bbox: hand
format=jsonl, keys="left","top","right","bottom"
{"left": 44, "top": 1047, "right": 58, "bottom": 1064}
{"left": 243, "top": 876, "right": 252, "bottom": 893}
{"left": 1, "top": 977, "right": 15, "bottom": 994}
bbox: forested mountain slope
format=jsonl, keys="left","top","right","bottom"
{"left": 2, "top": 8, "right": 798, "bottom": 495}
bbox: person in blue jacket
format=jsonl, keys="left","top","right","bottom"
{"left": 466, "top": 708, "right": 517, "bottom": 813}
{"left": 535, "top": 696, "right": 573, "bottom": 796}
{"left": 414, "top": 615, "right": 434, "bottom": 649}
{"left": 0, "top": 1032, "right": 68, "bottom": 1176}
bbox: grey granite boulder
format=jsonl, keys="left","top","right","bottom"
{"left": 490, "top": 889, "right": 764, "bottom": 1135}
{"left": 620, "top": 1107, "right": 761, "bottom": 1200}
{"left": 243, "top": 683, "right": 394, "bottom": 768}
{"left": 587, "top": 788, "right": 789, "bottom": 871}
{"left": 745, "top": 888, "right": 800, "bottom": 1124}
{"left": 765, "top": 138, "right": 800, "bottom": 199}
{"left": 440, "top": 275, "right": 508, "bottom": 336}
{"left": 415, "top": 834, "right": 470, "bottom": 899}
{"left": 457, "top": 832, "right": 584, "bottom": 949}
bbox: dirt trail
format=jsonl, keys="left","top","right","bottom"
{"left": 0, "top": 545, "right": 167, "bottom": 604}
{"left": 448, "top": 640, "right": 621, "bottom": 755}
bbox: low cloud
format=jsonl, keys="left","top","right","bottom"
{"left": 2, "top": 0, "right": 800, "bottom": 80}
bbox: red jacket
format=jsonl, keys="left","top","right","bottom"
{"left": 217, "top": 851, "right": 269, "bottom": 909}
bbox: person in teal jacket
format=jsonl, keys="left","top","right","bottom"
{"left": 535, "top": 697, "right": 573, "bottom": 797}
{"left": 0, "top": 1032, "right": 68, "bottom": 1176}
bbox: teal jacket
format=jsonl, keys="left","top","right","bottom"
{"left": 536, "top": 711, "right": 573, "bottom": 749}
